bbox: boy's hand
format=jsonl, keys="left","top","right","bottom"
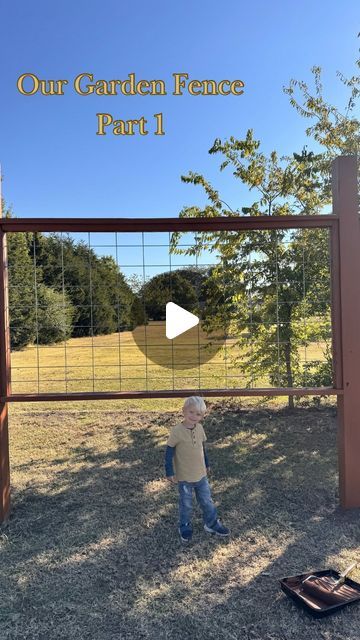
{"left": 207, "top": 467, "right": 211, "bottom": 475}
{"left": 166, "top": 476, "right": 177, "bottom": 484}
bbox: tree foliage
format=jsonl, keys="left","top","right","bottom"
{"left": 140, "top": 266, "right": 225, "bottom": 323}
{"left": 36, "top": 284, "right": 74, "bottom": 344}
{"left": 172, "top": 135, "right": 332, "bottom": 406}
{"left": 141, "top": 270, "right": 198, "bottom": 320}
{"left": 5, "top": 218, "right": 145, "bottom": 348}
{"left": 173, "top": 44, "right": 360, "bottom": 404}
{"left": 284, "top": 58, "right": 359, "bottom": 157}
{"left": 283, "top": 42, "right": 360, "bottom": 200}
{"left": 7, "top": 228, "right": 37, "bottom": 350}
{"left": 31, "top": 234, "right": 139, "bottom": 336}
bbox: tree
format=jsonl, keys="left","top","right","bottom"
{"left": 281, "top": 43, "right": 360, "bottom": 394}
{"left": 124, "top": 274, "right": 147, "bottom": 328}
{"left": 6, "top": 219, "right": 36, "bottom": 350}
{"left": 31, "top": 233, "right": 91, "bottom": 337}
{"left": 141, "top": 270, "right": 198, "bottom": 320}
{"left": 284, "top": 44, "right": 359, "bottom": 185}
{"left": 171, "top": 132, "right": 331, "bottom": 407}
{"left": 91, "top": 255, "right": 135, "bottom": 333}
{"left": 31, "top": 234, "right": 138, "bottom": 336}
{"left": 36, "top": 284, "right": 74, "bottom": 344}
{"left": 130, "top": 295, "right": 147, "bottom": 328}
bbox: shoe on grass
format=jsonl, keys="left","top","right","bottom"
{"left": 179, "top": 523, "right": 192, "bottom": 543}
{"left": 204, "top": 519, "right": 229, "bottom": 537}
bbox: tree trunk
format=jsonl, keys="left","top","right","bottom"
{"left": 284, "top": 340, "right": 294, "bottom": 408}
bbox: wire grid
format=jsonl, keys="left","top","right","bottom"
{"left": 8, "top": 228, "right": 333, "bottom": 395}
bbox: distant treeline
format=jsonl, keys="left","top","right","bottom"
{"left": 8, "top": 231, "right": 216, "bottom": 350}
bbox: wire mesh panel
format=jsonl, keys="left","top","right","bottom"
{"left": 7, "top": 224, "right": 333, "bottom": 397}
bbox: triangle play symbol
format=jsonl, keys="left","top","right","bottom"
{"left": 166, "top": 302, "right": 199, "bottom": 340}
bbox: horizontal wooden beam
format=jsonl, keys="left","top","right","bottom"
{"left": 1, "top": 215, "right": 337, "bottom": 233}
{"left": 3, "top": 387, "right": 342, "bottom": 403}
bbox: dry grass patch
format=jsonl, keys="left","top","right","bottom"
{"left": 10, "top": 321, "right": 327, "bottom": 396}
{"left": 1, "top": 402, "right": 359, "bottom": 639}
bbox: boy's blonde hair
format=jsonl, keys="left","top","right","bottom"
{"left": 183, "top": 396, "right": 206, "bottom": 414}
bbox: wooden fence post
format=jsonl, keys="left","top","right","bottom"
{"left": 0, "top": 174, "right": 11, "bottom": 523}
{"left": 332, "top": 155, "right": 360, "bottom": 508}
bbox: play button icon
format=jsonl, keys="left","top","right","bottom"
{"left": 166, "top": 302, "right": 199, "bottom": 340}
{"left": 131, "top": 299, "right": 228, "bottom": 372}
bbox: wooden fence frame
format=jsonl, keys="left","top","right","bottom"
{"left": 0, "top": 156, "right": 358, "bottom": 521}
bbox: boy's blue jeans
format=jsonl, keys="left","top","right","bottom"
{"left": 178, "top": 475, "right": 218, "bottom": 532}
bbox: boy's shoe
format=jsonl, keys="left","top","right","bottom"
{"left": 179, "top": 523, "right": 192, "bottom": 544}
{"left": 204, "top": 519, "right": 230, "bottom": 537}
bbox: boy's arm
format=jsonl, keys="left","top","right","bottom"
{"left": 201, "top": 425, "right": 210, "bottom": 470}
{"left": 203, "top": 444, "right": 210, "bottom": 470}
{"left": 165, "top": 445, "right": 176, "bottom": 477}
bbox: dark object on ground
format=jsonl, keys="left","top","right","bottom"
{"left": 280, "top": 570, "right": 360, "bottom": 617}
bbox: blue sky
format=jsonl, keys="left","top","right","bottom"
{"left": 1, "top": 0, "right": 359, "bottom": 221}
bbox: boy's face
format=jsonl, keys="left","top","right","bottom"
{"left": 183, "top": 404, "right": 205, "bottom": 425}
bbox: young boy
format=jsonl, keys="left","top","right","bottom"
{"left": 165, "top": 396, "right": 229, "bottom": 543}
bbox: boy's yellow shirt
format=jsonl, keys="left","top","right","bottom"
{"left": 166, "top": 422, "right": 207, "bottom": 482}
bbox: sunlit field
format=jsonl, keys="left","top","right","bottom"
{"left": 11, "top": 321, "right": 328, "bottom": 396}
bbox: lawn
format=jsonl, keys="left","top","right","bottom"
{"left": 1, "top": 400, "right": 359, "bottom": 640}
{"left": 10, "top": 321, "right": 328, "bottom": 397}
